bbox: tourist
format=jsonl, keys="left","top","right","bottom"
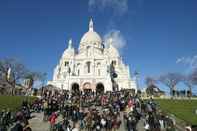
{"left": 11, "top": 111, "right": 24, "bottom": 131}
{"left": 43, "top": 100, "right": 48, "bottom": 121}
{"left": 11, "top": 122, "right": 23, "bottom": 131}
{"left": 72, "top": 122, "right": 80, "bottom": 131}
{"left": 5, "top": 108, "right": 11, "bottom": 127}
{"left": 112, "top": 115, "right": 121, "bottom": 131}
{"left": 78, "top": 109, "right": 85, "bottom": 129}
{"left": 22, "top": 106, "right": 30, "bottom": 119}
{"left": 5, "top": 88, "right": 181, "bottom": 131}
{"left": 185, "top": 124, "right": 192, "bottom": 131}
{"left": 85, "top": 111, "right": 93, "bottom": 131}
{"left": 144, "top": 122, "right": 150, "bottom": 131}
{"left": 101, "top": 115, "right": 107, "bottom": 130}
{"left": 62, "top": 117, "right": 71, "bottom": 131}
{"left": 48, "top": 112, "right": 58, "bottom": 131}
{"left": 0, "top": 110, "right": 7, "bottom": 131}
{"left": 23, "top": 119, "right": 32, "bottom": 131}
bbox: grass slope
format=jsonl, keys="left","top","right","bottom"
{"left": 156, "top": 99, "right": 197, "bottom": 125}
{"left": 0, "top": 95, "right": 37, "bottom": 112}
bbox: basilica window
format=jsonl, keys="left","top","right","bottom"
{"left": 98, "top": 69, "right": 100, "bottom": 76}
{"left": 112, "top": 60, "right": 116, "bottom": 66}
{"left": 77, "top": 63, "right": 80, "bottom": 76}
{"left": 86, "top": 61, "right": 91, "bottom": 73}
{"left": 97, "top": 62, "right": 101, "bottom": 66}
{"left": 86, "top": 46, "right": 91, "bottom": 56}
{"left": 97, "top": 62, "right": 101, "bottom": 76}
{"left": 65, "top": 61, "right": 69, "bottom": 66}
{"left": 94, "top": 43, "right": 97, "bottom": 47}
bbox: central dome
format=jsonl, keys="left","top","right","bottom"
{"left": 80, "top": 19, "right": 102, "bottom": 44}
{"left": 80, "top": 31, "right": 102, "bottom": 44}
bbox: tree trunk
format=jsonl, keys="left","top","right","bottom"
{"left": 170, "top": 88, "right": 172, "bottom": 96}
{"left": 171, "top": 86, "right": 176, "bottom": 98}
{"left": 12, "top": 84, "right": 15, "bottom": 96}
{"left": 41, "top": 86, "right": 43, "bottom": 96}
{"left": 188, "top": 86, "right": 192, "bottom": 98}
{"left": 11, "top": 80, "right": 16, "bottom": 96}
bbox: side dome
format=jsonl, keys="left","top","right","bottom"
{"left": 62, "top": 39, "right": 75, "bottom": 58}
{"left": 107, "top": 38, "right": 120, "bottom": 57}
{"left": 80, "top": 19, "right": 102, "bottom": 48}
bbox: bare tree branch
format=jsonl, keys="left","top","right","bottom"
{"left": 145, "top": 76, "right": 157, "bottom": 87}
{"left": 158, "top": 72, "right": 183, "bottom": 96}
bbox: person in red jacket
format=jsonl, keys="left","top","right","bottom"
{"left": 128, "top": 98, "right": 134, "bottom": 110}
{"left": 48, "top": 112, "right": 57, "bottom": 131}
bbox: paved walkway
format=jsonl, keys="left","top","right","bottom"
{"left": 29, "top": 113, "right": 51, "bottom": 131}
{"left": 28, "top": 112, "right": 146, "bottom": 131}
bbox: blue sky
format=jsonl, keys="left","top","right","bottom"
{"left": 0, "top": 0, "right": 197, "bottom": 93}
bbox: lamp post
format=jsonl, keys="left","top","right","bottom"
{"left": 61, "top": 84, "right": 63, "bottom": 94}
{"left": 134, "top": 71, "right": 140, "bottom": 92}
{"left": 109, "top": 61, "right": 118, "bottom": 92}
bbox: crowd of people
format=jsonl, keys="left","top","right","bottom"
{"left": 0, "top": 109, "right": 12, "bottom": 131}
{"left": 38, "top": 89, "right": 179, "bottom": 131}
{"left": 0, "top": 89, "right": 194, "bottom": 131}
{"left": 0, "top": 100, "right": 32, "bottom": 131}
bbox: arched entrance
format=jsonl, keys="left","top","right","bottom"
{"left": 83, "top": 82, "right": 92, "bottom": 95}
{"left": 71, "top": 83, "right": 80, "bottom": 95}
{"left": 96, "top": 83, "right": 104, "bottom": 95}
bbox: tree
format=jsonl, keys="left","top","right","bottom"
{"left": 25, "top": 72, "right": 38, "bottom": 89}
{"left": 0, "top": 58, "right": 47, "bottom": 95}
{"left": 40, "top": 72, "right": 47, "bottom": 85}
{"left": 190, "top": 68, "right": 197, "bottom": 85}
{"left": 24, "top": 71, "right": 46, "bottom": 89}
{"left": 159, "top": 73, "right": 183, "bottom": 96}
{"left": 0, "top": 60, "right": 5, "bottom": 79}
{"left": 24, "top": 71, "right": 47, "bottom": 96}
{"left": 183, "top": 74, "right": 193, "bottom": 97}
{"left": 145, "top": 76, "right": 157, "bottom": 87}
{"left": 0, "top": 58, "right": 28, "bottom": 95}
{"left": 145, "top": 76, "right": 165, "bottom": 97}
{"left": 32, "top": 88, "right": 38, "bottom": 96}
{"left": 145, "top": 76, "right": 157, "bottom": 96}
{"left": 40, "top": 72, "right": 47, "bottom": 96}
{"left": 184, "top": 68, "right": 197, "bottom": 97}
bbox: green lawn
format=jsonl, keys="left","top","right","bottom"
{"left": 155, "top": 99, "right": 197, "bottom": 125}
{"left": 0, "top": 95, "right": 37, "bottom": 112}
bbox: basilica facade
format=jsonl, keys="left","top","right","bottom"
{"left": 48, "top": 19, "right": 137, "bottom": 93}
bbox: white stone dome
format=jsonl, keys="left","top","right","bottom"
{"left": 80, "top": 19, "right": 102, "bottom": 45}
{"left": 80, "top": 31, "right": 102, "bottom": 44}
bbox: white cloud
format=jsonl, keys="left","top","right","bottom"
{"left": 103, "top": 29, "right": 126, "bottom": 52}
{"left": 176, "top": 55, "right": 197, "bottom": 69}
{"left": 88, "top": 0, "right": 128, "bottom": 16}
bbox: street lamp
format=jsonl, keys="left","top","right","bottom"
{"left": 134, "top": 71, "right": 140, "bottom": 91}
{"left": 61, "top": 84, "right": 63, "bottom": 94}
{"left": 109, "top": 61, "right": 118, "bottom": 92}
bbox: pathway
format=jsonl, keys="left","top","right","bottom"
{"left": 28, "top": 112, "right": 146, "bottom": 131}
